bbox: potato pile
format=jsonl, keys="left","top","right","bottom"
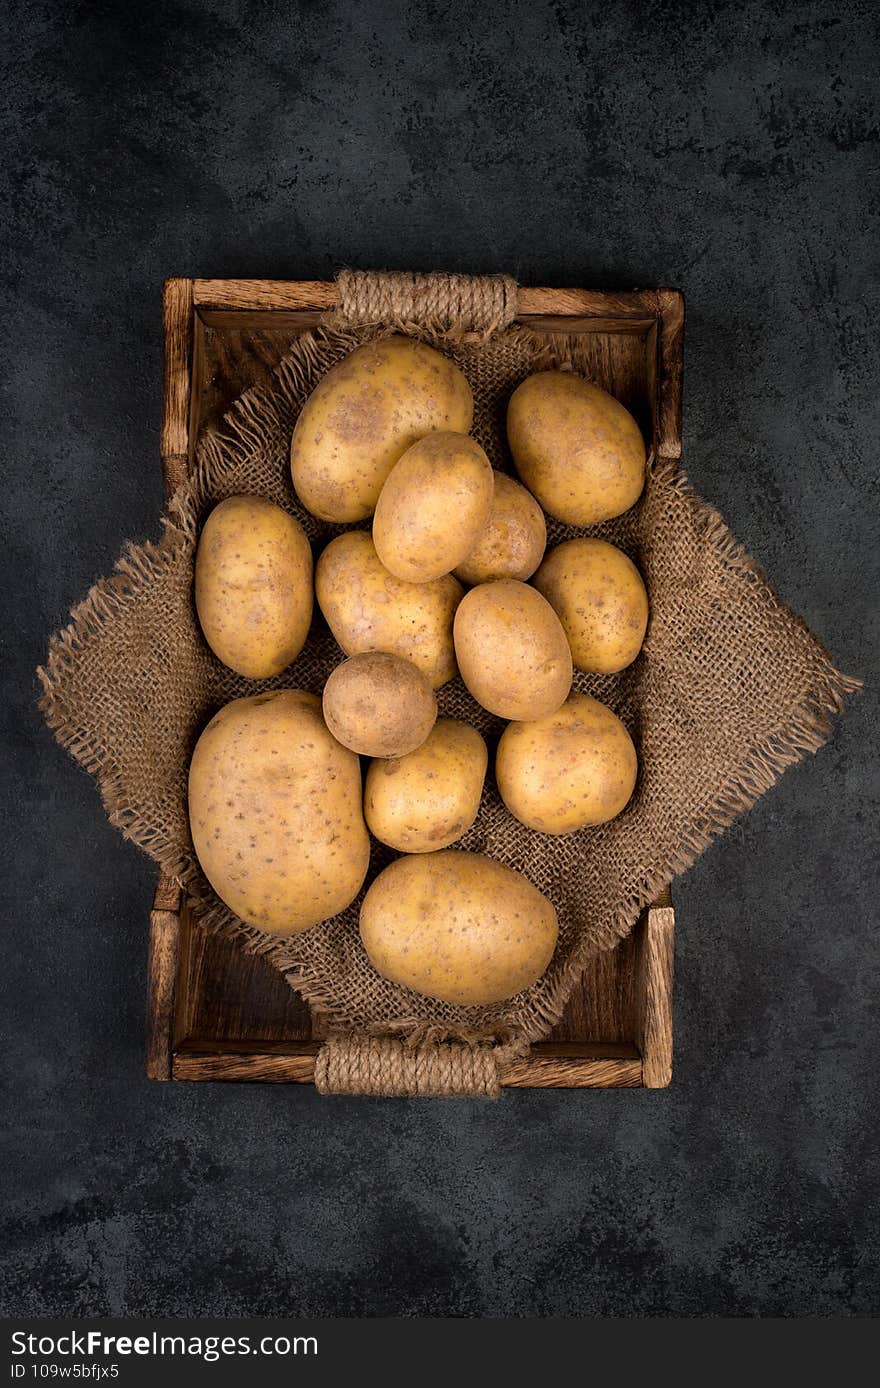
{"left": 189, "top": 336, "right": 650, "bottom": 1007}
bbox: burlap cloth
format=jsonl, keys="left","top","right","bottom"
{"left": 38, "top": 269, "right": 858, "bottom": 1096}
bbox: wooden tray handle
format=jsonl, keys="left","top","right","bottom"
{"left": 334, "top": 268, "right": 518, "bottom": 334}
{"left": 315, "top": 1033, "right": 501, "bottom": 1098}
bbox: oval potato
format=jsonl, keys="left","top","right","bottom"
{"left": 322, "top": 651, "right": 437, "bottom": 758}
{"left": 373, "top": 432, "right": 494, "bottom": 583}
{"left": 533, "top": 537, "right": 649, "bottom": 674}
{"left": 496, "top": 691, "right": 638, "bottom": 834}
{"left": 507, "top": 370, "right": 646, "bottom": 525}
{"left": 360, "top": 850, "right": 558, "bottom": 1005}
{"left": 453, "top": 471, "right": 547, "bottom": 585}
{"left": 364, "top": 718, "right": 487, "bottom": 852}
{"left": 453, "top": 579, "right": 572, "bottom": 720}
{"left": 291, "top": 336, "right": 473, "bottom": 523}
{"left": 188, "top": 690, "right": 369, "bottom": 934}
{"left": 194, "top": 496, "right": 313, "bottom": 679}
{"left": 315, "top": 530, "right": 463, "bottom": 688}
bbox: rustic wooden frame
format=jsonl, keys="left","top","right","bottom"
{"left": 149, "top": 276, "right": 683, "bottom": 1091}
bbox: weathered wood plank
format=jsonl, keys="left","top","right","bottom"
{"left": 145, "top": 900, "right": 181, "bottom": 1081}
{"left": 656, "top": 288, "right": 684, "bottom": 458}
{"left": 192, "top": 277, "right": 660, "bottom": 321}
{"left": 172, "top": 1041, "right": 642, "bottom": 1089}
{"left": 161, "top": 278, "right": 194, "bottom": 468}
{"left": 637, "top": 905, "right": 675, "bottom": 1087}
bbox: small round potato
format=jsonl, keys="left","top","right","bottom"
{"left": 364, "top": 719, "right": 488, "bottom": 853}
{"left": 533, "top": 538, "right": 649, "bottom": 674}
{"left": 315, "top": 530, "right": 463, "bottom": 688}
{"left": 373, "top": 432, "right": 494, "bottom": 583}
{"left": 453, "top": 579, "right": 572, "bottom": 720}
{"left": 496, "top": 691, "right": 638, "bottom": 834}
{"left": 188, "top": 690, "right": 369, "bottom": 934}
{"left": 507, "top": 370, "right": 646, "bottom": 525}
{"left": 194, "top": 496, "right": 313, "bottom": 679}
{"left": 453, "top": 471, "right": 547, "bottom": 585}
{"left": 291, "top": 336, "right": 474, "bottom": 522}
{"left": 360, "top": 850, "right": 558, "bottom": 1005}
{"left": 322, "top": 651, "right": 437, "bottom": 758}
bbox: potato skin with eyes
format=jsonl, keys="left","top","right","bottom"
{"left": 364, "top": 718, "right": 487, "bottom": 852}
{"left": 194, "top": 496, "right": 313, "bottom": 679}
{"left": 496, "top": 691, "right": 638, "bottom": 834}
{"left": 322, "top": 652, "right": 437, "bottom": 758}
{"left": 290, "top": 336, "right": 474, "bottom": 523}
{"left": 453, "top": 471, "right": 547, "bottom": 585}
{"left": 533, "top": 537, "right": 649, "bottom": 674}
{"left": 359, "top": 850, "right": 558, "bottom": 1005}
{"left": 373, "top": 432, "right": 494, "bottom": 583}
{"left": 507, "top": 371, "right": 646, "bottom": 525}
{"left": 188, "top": 690, "right": 369, "bottom": 935}
{"left": 453, "top": 579, "right": 572, "bottom": 720}
{"left": 315, "top": 530, "right": 463, "bottom": 688}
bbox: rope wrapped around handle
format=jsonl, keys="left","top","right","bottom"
{"left": 335, "top": 268, "right": 518, "bottom": 335}
{"left": 315, "top": 1034, "right": 501, "bottom": 1098}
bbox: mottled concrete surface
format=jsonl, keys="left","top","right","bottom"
{"left": 2, "top": 0, "right": 878, "bottom": 1317}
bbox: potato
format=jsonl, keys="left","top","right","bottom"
{"left": 453, "top": 472, "right": 547, "bottom": 585}
{"left": 322, "top": 651, "right": 437, "bottom": 758}
{"left": 373, "top": 432, "right": 494, "bottom": 583}
{"left": 364, "top": 718, "right": 487, "bottom": 852}
{"left": 360, "top": 850, "right": 558, "bottom": 1005}
{"left": 315, "top": 530, "right": 463, "bottom": 688}
{"left": 194, "top": 496, "right": 312, "bottom": 679}
{"left": 188, "top": 690, "right": 369, "bottom": 934}
{"left": 496, "top": 691, "right": 637, "bottom": 834}
{"left": 533, "top": 538, "right": 648, "bottom": 674}
{"left": 453, "top": 579, "right": 572, "bottom": 720}
{"left": 507, "top": 370, "right": 646, "bottom": 525}
{"left": 290, "top": 336, "right": 473, "bottom": 523}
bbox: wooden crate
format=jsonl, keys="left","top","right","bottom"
{"left": 149, "top": 277, "right": 683, "bottom": 1091}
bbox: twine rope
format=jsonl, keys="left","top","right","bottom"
{"left": 336, "top": 268, "right": 518, "bottom": 333}
{"left": 315, "top": 1034, "right": 501, "bottom": 1097}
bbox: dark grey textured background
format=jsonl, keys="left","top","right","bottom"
{"left": 2, "top": 0, "right": 878, "bottom": 1317}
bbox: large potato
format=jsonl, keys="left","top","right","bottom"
{"left": 453, "top": 579, "right": 572, "bottom": 720}
{"left": 373, "top": 432, "right": 493, "bottom": 583}
{"left": 507, "top": 371, "right": 646, "bottom": 525}
{"left": 453, "top": 471, "right": 547, "bottom": 585}
{"left": 322, "top": 651, "right": 437, "bottom": 758}
{"left": 364, "top": 718, "right": 487, "bottom": 852}
{"left": 496, "top": 691, "right": 637, "bottom": 834}
{"left": 290, "top": 336, "right": 473, "bottom": 522}
{"left": 194, "top": 496, "right": 312, "bottom": 679}
{"left": 188, "top": 690, "right": 369, "bottom": 934}
{"left": 360, "top": 850, "right": 558, "bottom": 1005}
{"left": 315, "top": 530, "right": 463, "bottom": 688}
{"left": 533, "top": 537, "right": 648, "bottom": 674}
